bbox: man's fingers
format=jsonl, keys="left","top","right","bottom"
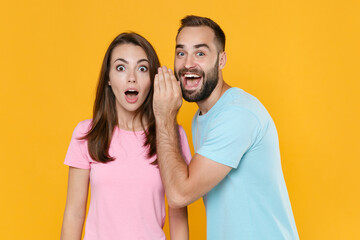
{"left": 162, "top": 66, "right": 171, "bottom": 84}
{"left": 153, "top": 67, "right": 182, "bottom": 118}
{"left": 158, "top": 67, "right": 166, "bottom": 91}
{"left": 157, "top": 66, "right": 182, "bottom": 100}
{"left": 168, "top": 68, "right": 182, "bottom": 95}
{"left": 154, "top": 74, "right": 159, "bottom": 91}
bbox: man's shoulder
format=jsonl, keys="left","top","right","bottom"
{"left": 224, "top": 88, "right": 262, "bottom": 109}
{"left": 203, "top": 88, "right": 272, "bottom": 130}
{"left": 224, "top": 88, "right": 270, "bottom": 119}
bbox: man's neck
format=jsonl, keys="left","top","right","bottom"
{"left": 197, "top": 80, "right": 231, "bottom": 115}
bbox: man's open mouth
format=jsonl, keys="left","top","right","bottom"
{"left": 183, "top": 73, "right": 202, "bottom": 89}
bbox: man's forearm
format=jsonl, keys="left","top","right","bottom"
{"left": 156, "top": 117, "right": 190, "bottom": 208}
{"left": 169, "top": 206, "right": 189, "bottom": 240}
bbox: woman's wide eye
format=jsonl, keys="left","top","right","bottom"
{"left": 116, "top": 65, "right": 125, "bottom": 71}
{"left": 139, "top": 66, "right": 148, "bottom": 72}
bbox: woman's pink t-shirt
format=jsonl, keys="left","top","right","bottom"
{"left": 64, "top": 119, "right": 192, "bottom": 240}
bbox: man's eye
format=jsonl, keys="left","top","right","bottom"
{"left": 197, "top": 52, "right": 205, "bottom": 56}
{"left": 139, "top": 66, "right": 148, "bottom": 72}
{"left": 177, "top": 52, "right": 185, "bottom": 57}
{"left": 116, "top": 65, "right": 125, "bottom": 71}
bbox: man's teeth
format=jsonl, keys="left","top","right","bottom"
{"left": 184, "top": 74, "right": 200, "bottom": 78}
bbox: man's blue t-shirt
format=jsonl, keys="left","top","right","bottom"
{"left": 192, "top": 88, "right": 299, "bottom": 239}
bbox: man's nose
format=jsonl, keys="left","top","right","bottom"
{"left": 184, "top": 55, "right": 196, "bottom": 69}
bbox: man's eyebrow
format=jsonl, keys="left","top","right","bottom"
{"left": 175, "top": 44, "right": 211, "bottom": 50}
{"left": 194, "top": 44, "right": 210, "bottom": 50}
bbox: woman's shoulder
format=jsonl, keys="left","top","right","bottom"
{"left": 72, "top": 119, "right": 93, "bottom": 137}
{"left": 177, "top": 124, "right": 185, "bottom": 132}
{"left": 177, "top": 124, "right": 189, "bottom": 143}
{"left": 77, "top": 119, "right": 92, "bottom": 127}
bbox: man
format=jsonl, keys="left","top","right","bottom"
{"left": 153, "top": 15, "right": 299, "bottom": 239}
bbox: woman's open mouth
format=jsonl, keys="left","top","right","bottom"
{"left": 124, "top": 89, "right": 139, "bottom": 103}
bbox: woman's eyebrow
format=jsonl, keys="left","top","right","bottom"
{"left": 137, "top": 59, "right": 149, "bottom": 64}
{"left": 113, "top": 58, "right": 128, "bottom": 64}
{"left": 113, "top": 58, "right": 149, "bottom": 64}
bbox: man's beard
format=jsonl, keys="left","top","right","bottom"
{"left": 175, "top": 57, "right": 219, "bottom": 102}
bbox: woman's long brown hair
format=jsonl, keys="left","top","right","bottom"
{"left": 81, "top": 32, "right": 160, "bottom": 163}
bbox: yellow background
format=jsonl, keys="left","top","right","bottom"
{"left": 1, "top": 0, "right": 359, "bottom": 239}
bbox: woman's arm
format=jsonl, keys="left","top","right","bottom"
{"left": 60, "top": 167, "right": 90, "bottom": 240}
{"left": 168, "top": 206, "right": 189, "bottom": 240}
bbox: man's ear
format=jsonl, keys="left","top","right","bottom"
{"left": 219, "top": 51, "right": 227, "bottom": 69}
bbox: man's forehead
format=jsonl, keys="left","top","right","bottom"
{"left": 176, "top": 26, "right": 216, "bottom": 47}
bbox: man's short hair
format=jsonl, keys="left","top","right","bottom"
{"left": 177, "top": 15, "right": 226, "bottom": 52}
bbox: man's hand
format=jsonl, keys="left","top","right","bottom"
{"left": 153, "top": 66, "right": 183, "bottom": 123}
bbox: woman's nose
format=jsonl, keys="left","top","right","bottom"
{"left": 128, "top": 71, "right": 136, "bottom": 83}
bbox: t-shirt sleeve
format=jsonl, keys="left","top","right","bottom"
{"left": 64, "top": 121, "right": 91, "bottom": 169}
{"left": 197, "top": 108, "right": 260, "bottom": 168}
{"left": 178, "top": 125, "right": 192, "bottom": 165}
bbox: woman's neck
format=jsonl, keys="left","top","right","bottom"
{"left": 117, "top": 113, "right": 147, "bottom": 131}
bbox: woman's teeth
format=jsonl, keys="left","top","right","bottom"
{"left": 125, "top": 90, "right": 138, "bottom": 97}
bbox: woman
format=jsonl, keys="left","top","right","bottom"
{"left": 60, "top": 33, "right": 191, "bottom": 240}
